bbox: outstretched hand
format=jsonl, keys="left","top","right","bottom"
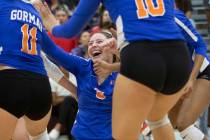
{"left": 99, "top": 37, "right": 119, "bottom": 57}
{"left": 32, "top": 0, "right": 59, "bottom": 32}
{"left": 93, "top": 59, "right": 112, "bottom": 77}
{"left": 181, "top": 78, "right": 195, "bottom": 100}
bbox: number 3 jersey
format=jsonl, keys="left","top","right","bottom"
{"left": 0, "top": 0, "right": 47, "bottom": 75}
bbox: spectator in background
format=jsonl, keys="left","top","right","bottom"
{"left": 175, "top": 0, "right": 193, "bottom": 17}
{"left": 48, "top": 7, "right": 78, "bottom": 53}
{"left": 59, "top": 0, "right": 79, "bottom": 11}
{"left": 91, "top": 9, "right": 116, "bottom": 38}
{"left": 175, "top": 0, "right": 195, "bottom": 27}
{"left": 45, "top": 0, "right": 70, "bottom": 15}
{"left": 71, "top": 31, "right": 90, "bottom": 58}
{"left": 99, "top": 10, "right": 115, "bottom": 30}
{"left": 204, "top": 0, "right": 210, "bottom": 31}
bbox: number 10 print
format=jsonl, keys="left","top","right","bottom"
{"left": 135, "top": 0, "right": 166, "bottom": 19}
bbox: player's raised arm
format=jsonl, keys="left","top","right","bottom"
{"left": 34, "top": 0, "right": 101, "bottom": 38}
{"left": 41, "top": 52, "right": 78, "bottom": 99}
{"left": 32, "top": 1, "right": 59, "bottom": 33}
{"left": 41, "top": 30, "right": 88, "bottom": 76}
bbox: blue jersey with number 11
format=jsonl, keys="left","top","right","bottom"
{"left": 0, "top": 0, "right": 46, "bottom": 75}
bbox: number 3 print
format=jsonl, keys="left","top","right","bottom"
{"left": 21, "top": 24, "right": 38, "bottom": 55}
{"left": 135, "top": 0, "right": 166, "bottom": 19}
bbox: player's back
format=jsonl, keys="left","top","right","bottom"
{"left": 103, "top": 0, "right": 183, "bottom": 47}
{"left": 0, "top": 0, "right": 46, "bottom": 75}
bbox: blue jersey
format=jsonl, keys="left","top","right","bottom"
{"left": 52, "top": 0, "right": 184, "bottom": 47}
{"left": 174, "top": 9, "right": 210, "bottom": 71}
{"left": 41, "top": 32, "right": 117, "bottom": 140}
{"left": 72, "top": 62, "right": 117, "bottom": 140}
{"left": 0, "top": 0, "right": 46, "bottom": 75}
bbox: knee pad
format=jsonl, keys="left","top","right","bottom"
{"left": 29, "top": 129, "right": 50, "bottom": 140}
{"left": 180, "top": 125, "right": 204, "bottom": 140}
{"left": 147, "top": 115, "right": 171, "bottom": 130}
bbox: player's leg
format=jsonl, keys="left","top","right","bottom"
{"left": 174, "top": 79, "right": 210, "bottom": 140}
{"left": 112, "top": 74, "right": 156, "bottom": 140}
{"left": 112, "top": 40, "right": 191, "bottom": 140}
{"left": 0, "top": 108, "right": 18, "bottom": 140}
{"left": 0, "top": 69, "right": 32, "bottom": 140}
{"left": 148, "top": 41, "right": 191, "bottom": 140}
{"left": 169, "top": 65, "right": 210, "bottom": 140}
{"left": 13, "top": 118, "right": 29, "bottom": 140}
{"left": 24, "top": 109, "right": 51, "bottom": 140}
{"left": 24, "top": 73, "right": 52, "bottom": 140}
{"left": 112, "top": 42, "right": 168, "bottom": 140}
{"left": 176, "top": 79, "right": 210, "bottom": 130}
{"left": 147, "top": 90, "right": 184, "bottom": 140}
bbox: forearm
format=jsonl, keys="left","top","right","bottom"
{"left": 41, "top": 52, "right": 64, "bottom": 82}
{"left": 58, "top": 76, "right": 77, "bottom": 100}
{"left": 52, "top": 0, "right": 100, "bottom": 38}
{"left": 42, "top": 31, "right": 82, "bottom": 75}
{"left": 190, "top": 54, "right": 204, "bottom": 80}
{"left": 108, "top": 62, "right": 120, "bottom": 72}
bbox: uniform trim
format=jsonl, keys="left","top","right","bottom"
{"left": 175, "top": 17, "right": 198, "bottom": 42}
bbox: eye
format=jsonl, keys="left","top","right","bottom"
{"left": 96, "top": 40, "right": 103, "bottom": 44}
{"left": 88, "top": 42, "right": 93, "bottom": 46}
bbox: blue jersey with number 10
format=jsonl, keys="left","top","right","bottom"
{"left": 0, "top": 0, "right": 46, "bottom": 75}
{"left": 52, "top": 0, "right": 184, "bottom": 47}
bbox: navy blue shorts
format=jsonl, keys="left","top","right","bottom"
{"left": 198, "top": 65, "right": 210, "bottom": 81}
{"left": 0, "top": 69, "right": 52, "bottom": 120}
{"left": 120, "top": 40, "right": 191, "bottom": 95}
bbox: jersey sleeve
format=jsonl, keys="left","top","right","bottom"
{"left": 41, "top": 30, "right": 89, "bottom": 76}
{"left": 175, "top": 10, "right": 207, "bottom": 57}
{"left": 52, "top": 0, "right": 101, "bottom": 38}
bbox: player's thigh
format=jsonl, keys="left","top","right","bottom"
{"left": 24, "top": 74, "right": 52, "bottom": 136}
{"left": 113, "top": 41, "right": 172, "bottom": 139}
{"left": 0, "top": 107, "right": 18, "bottom": 140}
{"left": 24, "top": 108, "right": 52, "bottom": 136}
{"left": 13, "top": 118, "right": 29, "bottom": 140}
{"left": 0, "top": 70, "right": 32, "bottom": 140}
{"left": 175, "top": 79, "right": 210, "bottom": 129}
{"left": 147, "top": 89, "right": 185, "bottom": 122}
{"left": 112, "top": 74, "right": 156, "bottom": 140}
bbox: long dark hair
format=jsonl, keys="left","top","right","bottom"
{"left": 175, "top": 0, "right": 192, "bottom": 13}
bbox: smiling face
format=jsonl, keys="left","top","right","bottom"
{"left": 88, "top": 33, "right": 113, "bottom": 62}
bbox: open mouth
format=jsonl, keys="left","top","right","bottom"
{"left": 92, "top": 51, "right": 102, "bottom": 57}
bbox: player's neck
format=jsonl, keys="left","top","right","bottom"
{"left": 97, "top": 74, "right": 110, "bottom": 85}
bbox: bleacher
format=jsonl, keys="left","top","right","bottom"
{"left": 192, "top": 0, "right": 210, "bottom": 51}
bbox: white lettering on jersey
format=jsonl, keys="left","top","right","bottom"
{"left": 10, "top": 9, "right": 43, "bottom": 32}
